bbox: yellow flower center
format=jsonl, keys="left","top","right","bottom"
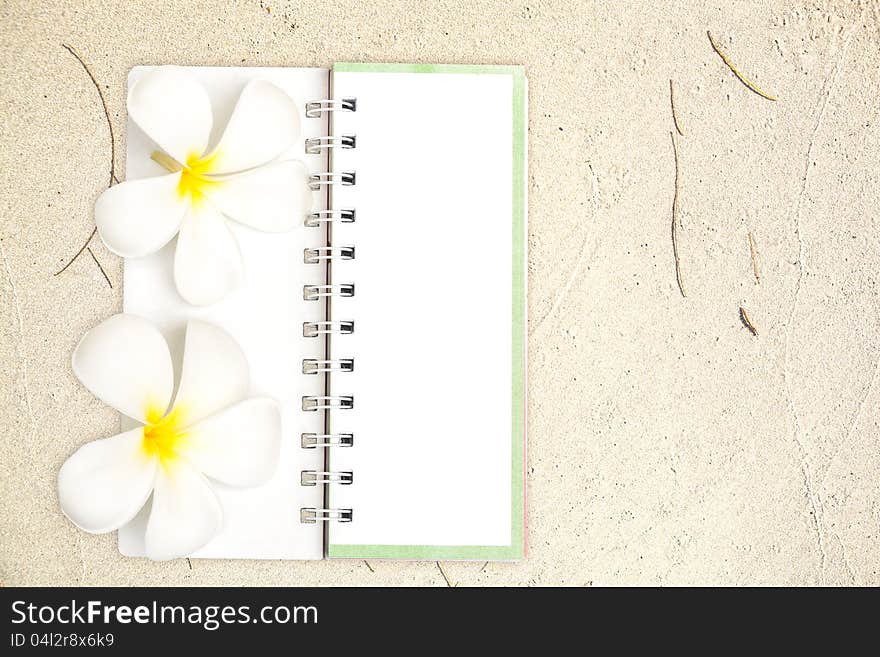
{"left": 151, "top": 150, "right": 223, "bottom": 208}
{"left": 142, "top": 405, "right": 189, "bottom": 466}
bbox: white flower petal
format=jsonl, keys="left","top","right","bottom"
{"left": 58, "top": 427, "right": 157, "bottom": 534}
{"left": 95, "top": 173, "right": 188, "bottom": 257}
{"left": 173, "top": 202, "right": 243, "bottom": 306}
{"left": 180, "top": 398, "right": 281, "bottom": 487}
{"left": 143, "top": 461, "right": 222, "bottom": 560}
{"left": 128, "top": 66, "right": 212, "bottom": 165}
{"left": 171, "top": 319, "right": 249, "bottom": 429}
{"left": 72, "top": 314, "right": 174, "bottom": 423}
{"left": 205, "top": 80, "right": 300, "bottom": 174}
{"left": 203, "top": 160, "right": 311, "bottom": 232}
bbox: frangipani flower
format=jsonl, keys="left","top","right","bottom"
{"left": 59, "top": 314, "right": 281, "bottom": 560}
{"left": 94, "top": 66, "right": 311, "bottom": 306}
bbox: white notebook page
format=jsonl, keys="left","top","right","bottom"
{"left": 120, "top": 66, "right": 327, "bottom": 560}
{"left": 327, "top": 65, "right": 526, "bottom": 558}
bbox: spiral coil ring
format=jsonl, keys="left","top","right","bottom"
{"left": 309, "top": 171, "right": 355, "bottom": 189}
{"left": 301, "top": 471, "right": 354, "bottom": 486}
{"left": 305, "top": 135, "right": 356, "bottom": 154}
{"left": 302, "top": 358, "right": 354, "bottom": 374}
{"left": 301, "top": 433, "right": 354, "bottom": 448}
{"left": 303, "top": 283, "right": 354, "bottom": 300}
{"left": 304, "top": 209, "right": 355, "bottom": 227}
{"left": 300, "top": 508, "right": 353, "bottom": 523}
{"left": 302, "top": 395, "right": 354, "bottom": 411}
{"left": 304, "top": 246, "right": 355, "bottom": 263}
{"left": 302, "top": 320, "right": 354, "bottom": 337}
{"left": 304, "top": 98, "right": 357, "bottom": 118}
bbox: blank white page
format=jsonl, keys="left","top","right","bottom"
{"left": 327, "top": 64, "right": 526, "bottom": 559}
{"left": 121, "top": 66, "right": 327, "bottom": 560}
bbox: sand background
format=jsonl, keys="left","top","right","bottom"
{"left": 2, "top": 0, "right": 879, "bottom": 586}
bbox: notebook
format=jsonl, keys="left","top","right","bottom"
{"left": 121, "top": 63, "right": 527, "bottom": 561}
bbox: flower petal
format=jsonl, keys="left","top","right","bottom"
{"left": 205, "top": 80, "right": 300, "bottom": 174}
{"left": 171, "top": 319, "right": 249, "bottom": 429}
{"left": 203, "top": 160, "right": 311, "bottom": 232}
{"left": 72, "top": 314, "right": 174, "bottom": 423}
{"left": 128, "top": 66, "right": 213, "bottom": 165}
{"left": 179, "top": 398, "right": 281, "bottom": 487}
{"left": 95, "top": 173, "right": 188, "bottom": 257}
{"left": 143, "top": 461, "right": 222, "bottom": 560}
{"left": 173, "top": 202, "right": 243, "bottom": 306}
{"left": 58, "top": 427, "right": 157, "bottom": 533}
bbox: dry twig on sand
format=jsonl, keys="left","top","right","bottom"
{"left": 707, "top": 30, "right": 778, "bottom": 102}
{"left": 55, "top": 44, "right": 116, "bottom": 287}
{"left": 739, "top": 307, "right": 758, "bottom": 336}
{"left": 669, "top": 79, "right": 684, "bottom": 136}
{"left": 86, "top": 247, "right": 112, "bottom": 288}
{"left": 436, "top": 561, "right": 456, "bottom": 587}
{"left": 670, "top": 132, "right": 686, "bottom": 297}
{"left": 61, "top": 43, "right": 118, "bottom": 185}
{"left": 747, "top": 231, "right": 761, "bottom": 283}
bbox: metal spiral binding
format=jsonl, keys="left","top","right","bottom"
{"left": 303, "top": 283, "right": 354, "bottom": 300}
{"left": 304, "top": 98, "right": 356, "bottom": 118}
{"left": 304, "top": 246, "right": 355, "bottom": 263}
{"left": 302, "top": 395, "right": 354, "bottom": 411}
{"left": 302, "top": 320, "right": 354, "bottom": 337}
{"left": 302, "top": 359, "right": 354, "bottom": 374}
{"left": 304, "top": 209, "right": 355, "bottom": 227}
{"left": 309, "top": 172, "right": 355, "bottom": 190}
{"left": 305, "top": 135, "right": 356, "bottom": 154}
{"left": 301, "top": 433, "right": 354, "bottom": 448}
{"left": 301, "top": 471, "right": 354, "bottom": 486}
{"left": 301, "top": 97, "right": 358, "bottom": 525}
{"left": 300, "top": 508, "right": 353, "bottom": 523}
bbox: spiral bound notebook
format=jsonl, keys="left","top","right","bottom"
{"left": 121, "top": 63, "right": 527, "bottom": 561}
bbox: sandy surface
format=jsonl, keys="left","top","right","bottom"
{"left": 2, "top": 0, "right": 879, "bottom": 586}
